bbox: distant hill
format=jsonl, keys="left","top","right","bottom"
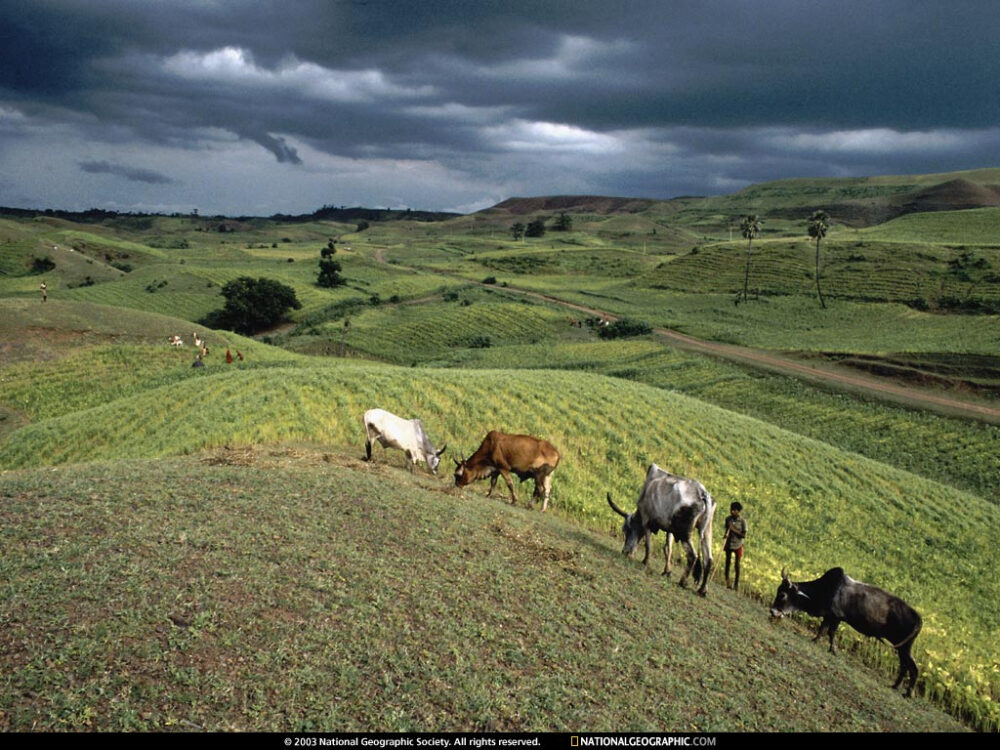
{"left": 484, "top": 195, "right": 662, "bottom": 215}
{"left": 5, "top": 166, "right": 1000, "bottom": 232}
{"left": 0, "top": 204, "right": 460, "bottom": 225}
{"left": 478, "top": 167, "right": 1000, "bottom": 228}
{"left": 272, "top": 205, "right": 460, "bottom": 223}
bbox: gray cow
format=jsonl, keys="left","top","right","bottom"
{"left": 607, "top": 463, "right": 716, "bottom": 596}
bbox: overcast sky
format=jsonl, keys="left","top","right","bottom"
{"left": 2, "top": 0, "right": 999, "bottom": 216}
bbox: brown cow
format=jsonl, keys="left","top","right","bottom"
{"left": 454, "top": 430, "right": 560, "bottom": 511}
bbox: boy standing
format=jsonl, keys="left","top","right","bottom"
{"left": 723, "top": 501, "right": 747, "bottom": 591}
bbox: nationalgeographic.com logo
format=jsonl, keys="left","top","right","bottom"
{"left": 572, "top": 737, "right": 717, "bottom": 747}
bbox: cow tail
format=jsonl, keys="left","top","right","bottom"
{"left": 696, "top": 485, "right": 715, "bottom": 580}
{"left": 890, "top": 615, "right": 922, "bottom": 650}
{"left": 698, "top": 486, "right": 715, "bottom": 539}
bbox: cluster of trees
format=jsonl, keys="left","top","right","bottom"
{"left": 739, "top": 210, "right": 997, "bottom": 311}
{"left": 202, "top": 276, "right": 301, "bottom": 335}
{"left": 31, "top": 257, "right": 55, "bottom": 273}
{"left": 738, "top": 211, "right": 830, "bottom": 308}
{"left": 510, "top": 212, "right": 572, "bottom": 241}
{"left": 317, "top": 238, "right": 345, "bottom": 288}
{"left": 598, "top": 317, "right": 652, "bottom": 339}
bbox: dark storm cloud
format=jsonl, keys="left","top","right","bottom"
{"left": 249, "top": 133, "right": 302, "bottom": 165}
{"left": 78, "top": 160, "right": 176, "bottom": 184}
{"left": 2, "top": 0, "right": 1000, "bottom": 213}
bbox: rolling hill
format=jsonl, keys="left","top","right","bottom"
{"left": 473, "top": 167, "right": 1000, "bottom": 231}
{"left": 0, "top": 452, "right": 971, "bottom": 732}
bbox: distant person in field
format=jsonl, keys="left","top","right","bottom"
{"left": 723, "top": 501, "right": 747, "bottom": 591}
{"left": 40, "top": 281, "right": 47, "bottom": 302}
{"left": 226, "top": 348, "right": 233, "bottom": 364}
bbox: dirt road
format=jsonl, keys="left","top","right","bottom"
{"left": 372, "top": 249, "right": 1000, "bottom": 423}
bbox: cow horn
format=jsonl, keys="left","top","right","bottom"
{"left": 436, "top": 444, "right": 447, "bottom": 457}
{"left": 780, "top": 567, "right": 789, "bottom": 581}
{"left": 607, "top": 492, "right": 628, "bottom": 518}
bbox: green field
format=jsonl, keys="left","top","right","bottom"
{"left": 2, "top": 171, "right": 1000, "bottom": 730}
{"left": 0, "top": 456, "right": 970, "bottom": 732}
{"left": 2, "top": 336, "right": 998, "bottom": 729}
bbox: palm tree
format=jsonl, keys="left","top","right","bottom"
{"left": 808, "top": 210, "right": 830, "bottom": 309}
{"left": 740, "top": 214, "right": 763, "bottom": 302}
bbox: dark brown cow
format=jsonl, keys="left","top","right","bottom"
{"left": 454, "top": 430, "right": 560, "bottom": 511}
{"left": 770, "top": 567, "right": 922, "bottom": 697}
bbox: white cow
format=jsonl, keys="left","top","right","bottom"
{"left": 363, "top": 408, "right": 447, "bottom": 474}
{"left": 607, "top": 463, "right": 716, "bottom": 596}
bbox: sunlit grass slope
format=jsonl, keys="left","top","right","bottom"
{"left": 0, "top": 456, "right": 968, "bottom": 732}
{"left": 0, "top": 298, "right": 296, "bottom": 366}
{"left": 1, "top": 359, "right": 997, "bottom": 728}
{"left": 644, "top": 238, "right": 1000, "bottom": 306}
{"left": 428, "top": 339, "right": 1000, "bottom": 501}
{"left": 463, "top": 279, "right": 1000, "bottom": 355}
{"left": 861, "top": 207, "right": 1000, "bottom": 244}
{"left": 296, "top": 292, "right": 578, "bottom": 363}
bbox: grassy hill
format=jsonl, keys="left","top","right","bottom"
{"left": 0, "top": 454, "right": 971, "bottom": 732}
{"left": 1, "top": 309, "right": 997, "bottom": 729}
{"left": 472, "top": 167, "right": 1000, "bottom": 233}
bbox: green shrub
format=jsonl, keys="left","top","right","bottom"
{"left": 200, "top": 276, "right": 301, "bottom": 335}
{"left": 31, "top": 257, "right": 56, "bottom": 273}
{"left": 599, "top": 318, "right": 652, "bottom": 339}
{"left": 468, "top": 335, "right": 491, "bottom": 348}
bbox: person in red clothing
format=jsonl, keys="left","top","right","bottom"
{"left": 723, "top": 501, "right": 747, "bottom": 591}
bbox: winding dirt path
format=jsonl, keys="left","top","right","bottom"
{"left": 373, "top": 249, "right": 1000, "bottom": 423}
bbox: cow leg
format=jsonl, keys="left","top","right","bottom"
{"left": 894, "top": 643, "right": 919, "bottom": 697}
{"left": 661, "top": 533, "right": 673, "bottom": 577}
{"left": 641, "top": 531, "right": 651, "bottom": 565}
{"left": 365, "top": 439, "right": 373, "bottom": 461}
{"left": 814, "top": 617, "right": 840, "bottom": 653}
{"left": 696, "top": 530, "right": 713, "bottom": 596}
{"left": 540, "top": 473, "right": 553, "bottom": 512}
{"left": 486, "top": 472, "right": 498, "bottom": 497}
{"left": 499, "top": 470, "right": 518, "bottom": 504}
{"left": 891, "top": 650, "right": 907, "bottom": 692}
{"left": 677, "top": 538, "right": 697, "bottom": 588}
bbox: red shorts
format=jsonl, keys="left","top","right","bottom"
{"left": 728, "top": 546, "right": 743, "bottom": 560}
